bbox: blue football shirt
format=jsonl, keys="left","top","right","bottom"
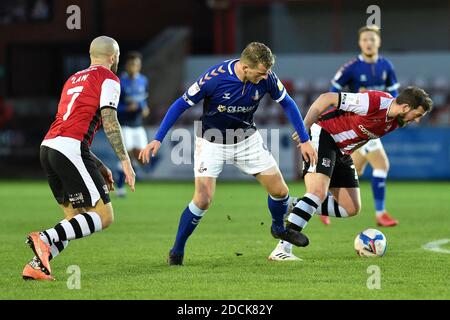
{"left": 183, "top": 59, "right": 287, "bottom": 136}
{"left": 117, "top": 72, "right": 149, "bottom": 127}
{"left": 331, "top": 55, "right": 399, "bottom": 97}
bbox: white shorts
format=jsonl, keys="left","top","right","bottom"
{"left": 122, "top": 126, "right": 148, "bottom": 151}
{"left": 356, "top": 138, "right": 384, "bottom": 156}
{"left": 194, "top": 131, "right": 278, "bottom": 178}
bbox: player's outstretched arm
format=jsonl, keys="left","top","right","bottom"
{"left": 303, "top": 92, "right": 339, "bottom": 129}
{"left": 138, "top": 97, "right": 191, "bottom": 164}
{"left": 101, "top": 108, "right": 135, "bottom": 192}
{"left": 277, "top": 93, "right": 318, "bottom": 165}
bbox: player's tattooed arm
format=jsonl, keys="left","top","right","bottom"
{"left": 100, "top": 108, "right": 130, "bottom": 162}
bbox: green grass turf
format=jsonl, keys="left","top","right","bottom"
{"left": 0, "top": 180, "right": 449, "bottom": 299}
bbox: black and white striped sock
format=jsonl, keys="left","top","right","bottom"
{"left": 49, "top": 240, "right": 69, "bottom": 260}
{"left": 316, "top": 195, "right": 349, "bottom": 218}
{"left": 40, "top": 219, "right": 70, "bottom": 260}
{"left": 38, "top": 219, "right": 69, "bottom": 260}
{"left": 41, "top": 212, "right": 103, "bottom": 244}
{"left": 287, "top": 193, "right": 321, "bottom": 231}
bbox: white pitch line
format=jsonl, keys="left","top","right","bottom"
{"left": 422, "top": 239, "right": 450, "bottom": 254}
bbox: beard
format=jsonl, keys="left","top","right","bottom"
{"left": 397, "top": 116, "right": 407, "bottom": 127}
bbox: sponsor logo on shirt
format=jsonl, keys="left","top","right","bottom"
{"left": 358, "top": 125, "right": 379, "bottom": 139}
{"left": 217, "top": 104, "right": 257, "bottom": 113}
{"left": 217, "top": 105, "right": 227, "bottom": 112}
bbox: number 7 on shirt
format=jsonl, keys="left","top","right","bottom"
{"left": 63, "top": 86, "right": 84, "bottom": 121}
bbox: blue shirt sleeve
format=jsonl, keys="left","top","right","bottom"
{"left": 154, "top": 97, "right": 191, "bottom": 142}
{"left": 267, "top": 71, "right": 287, "bottom": 102}
{"left": 278, "top": 93, "right": 310, "bottom": 143}
{"left": 266, "top": 71, "right": 309, "bottom": 142}
{"left": 182, "top": 69, "right": 218, "bottom": 107}
{"left": 154, "top": 66, "right": 222, "bottom": 142}
{"left": 330, "top": 61, "right": 353, "bottom": 92}
{"left": 385, "top": 60, "right": 399, "bottom": 97}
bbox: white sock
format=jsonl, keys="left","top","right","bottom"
{"left": 279, "top": 240, "right": 293, "bottom": 253}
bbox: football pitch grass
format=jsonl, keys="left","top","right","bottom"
{"left": 1, "top": 180, "right": 449, "bottom": 300}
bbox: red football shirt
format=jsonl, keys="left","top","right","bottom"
{"left": 44, "top": 65, "right": 120, "bottom": 146}
{"left": 318, "top": 90, "right": 399, "bottom": 154}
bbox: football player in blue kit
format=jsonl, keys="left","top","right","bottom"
{"left": 116, "top": 52, "right": 149, "bottom": 197}
{"left": 139, "top": 42, "right": 317, "bottom": 265}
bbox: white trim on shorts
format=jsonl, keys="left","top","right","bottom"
{"left": 306, "top": 123, "right": 322, "bottom": 173}
{"left": 41, "top": 136, "right": 101, "bottom": 206}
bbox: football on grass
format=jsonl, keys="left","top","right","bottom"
{"left": 354, "top": 228, "right": 387, "bottom": 257}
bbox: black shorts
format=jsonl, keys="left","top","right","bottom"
{"left": 40, "top": 138, "right": 110, "bottom": 208}
{"left": 303, "top": 125, "right": 359, "bottom": 188}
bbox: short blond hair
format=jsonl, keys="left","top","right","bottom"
{"left": 358, "top": 25, "right": 381, "bottom": 38}
{"left": 240, "top": 42, "right": 275, "bottom": 69}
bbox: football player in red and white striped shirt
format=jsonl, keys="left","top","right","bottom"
{"left": 279, "top": 87, "right": 432, "bottom": 254}
{"left": 23, "top": 36, "right": 136, "bottom": 280}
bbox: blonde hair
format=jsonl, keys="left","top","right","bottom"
{"left": 240, "top": 42, "right": 275, "bottom": 69}
{"left": 358, "top": 25, "right": 381, "bottom": 38}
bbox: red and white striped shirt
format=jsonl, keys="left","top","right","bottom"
{"left": 44, "top": 65, "right": 120, "bottom": 146}
{"left": 318, "top": 90, "right": 399, "bottom": 154}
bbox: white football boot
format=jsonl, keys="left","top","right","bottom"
{"left": 268, "top": 241, "right": 302, "bottom": 261}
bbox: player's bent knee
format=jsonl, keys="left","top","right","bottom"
{"left": 193, "top": 197, "right": 212, "bottom": 210}
{"left": 91, "top": 200, "right": 115, "bottom": 229}
{"left": 101, "top": 212, "right": 114, "bottom": 229}
{"left": 270, "top": 186, "right": 289, "bottom": 199}
{"left": 347, "top": 204, "right": 361, "bottom": 217}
